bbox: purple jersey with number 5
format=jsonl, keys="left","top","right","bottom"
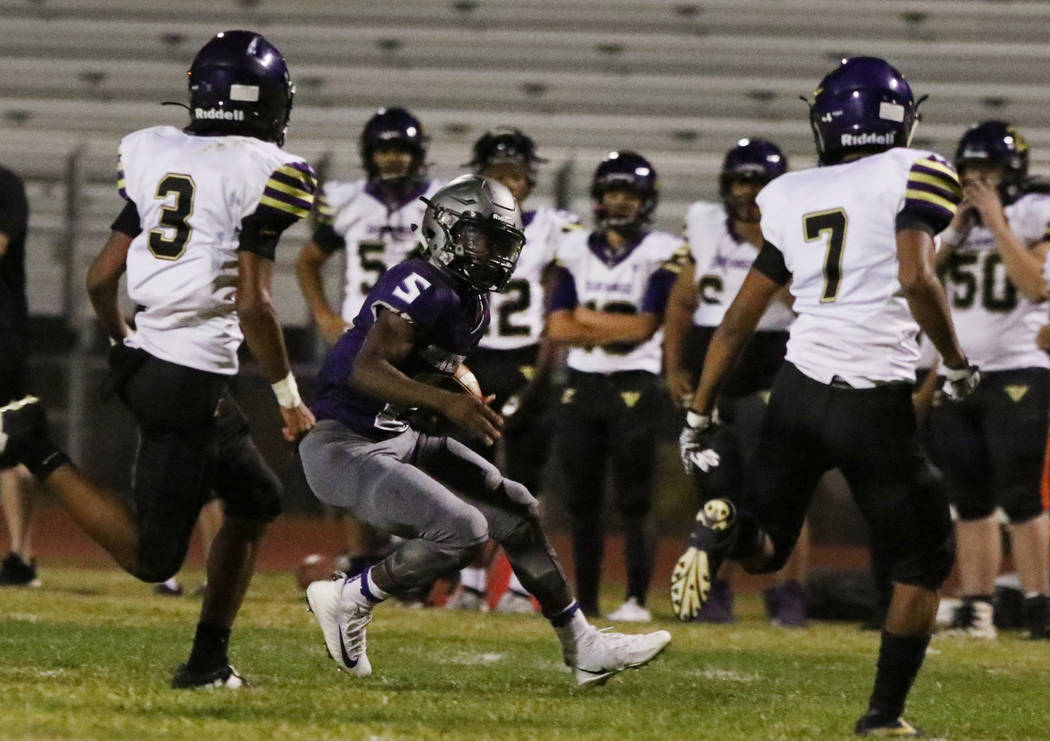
{"left": 311, "top": 258, "right": 490, "bottom": 438}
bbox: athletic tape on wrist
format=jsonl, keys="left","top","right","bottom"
{"left": 271, "top": 372, "right": 302, "bottom": 409}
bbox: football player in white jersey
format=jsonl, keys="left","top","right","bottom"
{"left": 297, "top": 106, "right": 442, "bottom": 343}
{"left": 546, "top": 151, "right": 687, "bottom": 622}
{"left": 671, "top": 57, "right": 976, "bottom": 736}
{"left": 295, "top": 107, "right": 442, "bottom": 591}
{"left": 0, "top": 31, "right": 316, "bottom": 688}
{"left": 664, "top": 138, "right": 810, "bottom": 626}
{"left": 928, "top": 121, "right": 1050, "bottom": 639}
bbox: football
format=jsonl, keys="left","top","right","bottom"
{"left": 408, "top": 364, "right": 485, "bottom": 435}
{"left": 294, "top": 553, "right": 335, "bottom": 590}
{"left": 454, "top": 363, "right": 483, "bottom": 398}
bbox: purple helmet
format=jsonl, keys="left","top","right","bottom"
{"left": 467, "top": 128, "right": 546, "bottom": 185}
{"left": 359, "top": 107, "right": 429, "bottom": 182}
{"left": 955, "top": 120, "right": 1029, "bottom": 205}
{"left": 590, "top": 150, "right": 659, "bottom": 230}
{"left": 719, "top": 138, "right": 788, "bottom": 198}
{"left": 808, "top": 56, "right": 919, "bottom": 166}
{"left": 186, "top": 30, "right": 294, "bottom": 146}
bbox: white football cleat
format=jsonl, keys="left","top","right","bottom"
{"left": 571, "top": 626, "right": 671, "bottom": 687}
{"left": 606, "top": 597, "right": 653, "bottom": 623}
{"left": 306, "top": 574, "right": 373, "bottom": 677}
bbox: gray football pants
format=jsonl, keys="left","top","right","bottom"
{"left": 299, "top": 420, "right": 571, "bottom": 613}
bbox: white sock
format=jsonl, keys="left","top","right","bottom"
{"left": 342, "top": 567, "right": 388, "bottom": 608}
{"left": 551, "top": 601, "right": 590, "bottom": 653}
{"left": 507, "top": 571, "right": 530, "bottom": 597}
{"left": 459, "top": 566, "right": 486, "bottom": 593}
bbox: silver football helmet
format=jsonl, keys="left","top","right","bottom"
{"left": 420, "top": 174, "right": 525, "bottom": 292}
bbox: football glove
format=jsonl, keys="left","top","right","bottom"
{"left": 678, "top": 410, "right": 723, "bottom": 474}
{"left": 941, "top": 363, "right": 980, "bottom": 402}
{"left": 99, "top": 341, "right": 149, "bottom": 400}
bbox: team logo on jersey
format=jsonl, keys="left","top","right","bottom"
{"left": 561, "top": 388, "right": 576, "bottom": 404}
{"left": 194, "top": 107, "right": 245, "bottom": 121}
{"left": 518, "top": 365, "right": 536, "bottom": 382}
{"left": 1004, "top": 385, "right": 1029, "bottom": 402}
{"left": 840, "top": 132, "right": 894, "bottom": 146}
{"left": 619, "top": 391, "right": 641, "bottom": 408}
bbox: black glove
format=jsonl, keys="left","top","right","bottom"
{"left": 99, "top": 342, "right": 149, "bottom": 400}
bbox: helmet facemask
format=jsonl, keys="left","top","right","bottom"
{"left": 420, "top": 175, "right": 525, "bottom": 293}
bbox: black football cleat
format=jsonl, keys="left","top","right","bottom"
{"left": 670, "top": 498, "right": 738, "bottom": 622}
{"left": 0, "top": 552, "right": 41, "bottom": 587}
{"left": 854, "top": 710, "right": 923, "bottom": 737}
{"left": 0, "top": 395, "right": 45, "bottom": 466}
{"left": 171, "top": 663, "right": 247, "bottom": 689}
{"left": 1023, "top": 594, "right": 1050, "bottom": 639}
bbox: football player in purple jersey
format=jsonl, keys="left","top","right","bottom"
{"left": 443, "top": 128, "right": 577, "bottom": 614}
{"left": 299, "top": 175, "right": 670, "bottom": 687}
{"left": 296, "top": 106, "right": 441, "bottom": 602}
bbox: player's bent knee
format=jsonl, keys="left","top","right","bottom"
{"left": 893, "top": 540, "right": 956, "bottom": 591}
{"left": 221, "top": 470, "right": 282, "bottom": 523}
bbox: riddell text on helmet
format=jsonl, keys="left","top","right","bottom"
{"left": 194, "top": 107, "right": 245, "bottom": 121}
{"left": 840, "top": 132, "right": 894, "bottom": 146}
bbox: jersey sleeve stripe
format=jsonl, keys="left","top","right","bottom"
{"left": 316, "top": 194, "right": 333, "bottom": 218}
{"left": 908, "top": 171, "right": 962, "bottom": 196}
{"left": 912, "top": 157, "right": 959, "bottom": 182}
{"left": 259, "top": 162, "right": 317, "bottom": 219}
{"left": 909, "top": 162, "right": 962, "bottom": 200}
{"left": 117, "top": 168, "right": 127, "bottom": 199}
{"left": 259, "top": 193, "right": 312, "bottom": 218}
{"left": 271, "top": 164, "right": 317, "bottom": 189}
{"left": 266, "top": 178, "right": 312, "bottom": 199}
{"left": 906, "top": 179, "right": 960, "bottom": 206}
{"left": 905, "top": 188, "right": 957, "bottom": 213}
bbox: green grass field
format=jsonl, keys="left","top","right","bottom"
{"left": 1, "top": 566, "right": 1047, "bottom": 741}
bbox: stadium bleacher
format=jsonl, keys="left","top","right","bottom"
{"left": 3, "top": 0, "right": 1050, "bottom": 323}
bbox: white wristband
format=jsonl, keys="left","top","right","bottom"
{"left": 271, "top": 372, "right": 302, "bottom": 409}
{"left": 686, "top": 410, "right": 710, "bottom": 429}
{"left": 943, "top": 364, "right": 972, "bottom": 382}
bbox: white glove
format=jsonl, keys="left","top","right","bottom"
{"left": 679, "top": 410, "right": 722, "bottom": 474}
{"left": 942, "top": 363, "right": 980, "bottom": 402}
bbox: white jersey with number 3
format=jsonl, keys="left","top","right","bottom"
{"left": 480, "top": 206, "right": 577, "bottom": 350}
{"left": 942, "top": 192, "right": 1050, "bottom": 372}
{"left": 119, "top": 126, "right": 315, "bottom": 375}
{"left": 757, "top": 147, "right": 961, "bottom": 386}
